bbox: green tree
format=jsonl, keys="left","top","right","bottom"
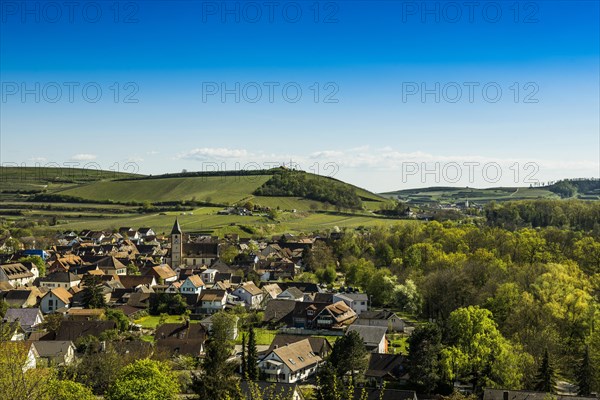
{"left": 0, "top": 341, "right": 52, "bottom": 400}
{"left": 576, "top": 346, "right": 593, "bottom": 395}
{"left": 408, "top": 323, "right": 443, "bottom": 393}
{"left": 18, "top": 255, "right": 46, "bottom": 277}
{"left": 47, "top": 379, "right": 95, "bottom": 400}
{"left": 241, "top": 333, "right": 247, "bottom": 378}
{"left": 395, "top": 279, "right": 423, "bottom": 315}
{"left": 105, "top": 309, "right": 129, "bottom": 332}
{"left": 0, "top": 300, "right": 7, "bottom": 319}
{"left": 534, "top": 349, "right": 557, "bottom": 393}
{"left": 328, "top": 330, "right": 369, "bottom": 379}
{"left": 42, "top": 313, "right": 63, "bottom": 334}
{"left": 82, "top": 275, "right": 106, "bottom": 309}
{"left": 441, "top": 306, "right": 530, "bottom": 392}
{"left": 106, "top": 359, "right": 179, "bottom": 400}
{"left": 191, "top": 312, "right": 238, "bottom": 399}
{"left": 247, "top": 326, "right": 259, "bottom": 381}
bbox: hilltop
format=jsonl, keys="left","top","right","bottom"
{"left": 381, "top": 179, "right": 600, "bottom": 205}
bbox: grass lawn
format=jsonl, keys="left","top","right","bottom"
{"left": 135, "top": 315, "right": 187, "bottom": 329}
{"left": 235, "top": 328, "right": 279, "bottom": 346}
{"left": 387, "top": 333, "right": 409, "bottom": 355}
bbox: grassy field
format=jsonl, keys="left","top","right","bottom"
{"left": 42, "top": 208, "right": 407, "bottom": 237}
{"left": 383, "top": 186, "right": 561, "bottom": 205}
{"left": 134, "top": 315, "right": 192, "bottom": 329}
{"left": 58, "top": 175, "right": 273, "bottom": 205}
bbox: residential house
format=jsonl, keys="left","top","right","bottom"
{"left": 3, "top": 308, "right": 44, "bottom": 332}
{"left": 31, "top": 341, "right": 76, "bottom": 366}
{"left": 138, "top": 228, "right": 156, "bottom": 238}
{"left": 40, "top": 287, "right": 73, "bottom": 314}
{"left": 201, "top": 268, "right": 218, "bottom": 285}
{"left": 232, "top": 282, "right": 264, "bottom": 309}
{"left": 262, "top": 283, "right": 283, "bottom": 304}
{"left": 346, "top": 325, "right": 388, "bottom": 354}
{"left": 198, "top": 289, "right": 227, "bottom": 314}
{"left": 263, "top": 334, "right": 332, "bottom": 359}
{"left": 146, "top": 264, "right": 177, "bottom": 283}
{"left": 0, "top": 263, "right": 35, "bottom": 287}
{"left": 118, "top": 275, "right": 157, "bottom": 290}
{"left": 154, "top": 321, "right": 207, "bottom": 357}
{"left": 180, "top": 275, "right": 205, "bottom": 295}
{"left": 1, "top": 321, "right": 26, "bottom": 341}
{"left": 54, "top": 320, "right": 117, "bottom": 341}
{"left": 94, "top": 256, "right": 128, "bottom": 275}
{"left": 258, "top": 339, "right": 322, "bottom": 383}
{"left": 365, "top": 353, "right": 408, "bottom": 386}
{"left": 333, "top": 293, "right": 369, "bottom": 315}
{"left": 313, "top": 301, "right": 357, "bottom": 330}
{"left": 290, "top": 302, "right": 329, "bottom": 329}
{"left": 277, "top": 287, "right": 304, "bottom": 302}
{"left": 263, "top": 300, "right": 298, "bottom": 327}
{"left": 354, "top": 310, "right": 407, "bottom": 333}
{"left": 3, "top": 288, "right": 42, "bottom": 308}
{"left": 66, "top": 308, "right": 105, "bottom": 321}
{"left": 39, "top": 271, "right": 81, "bottom": 289}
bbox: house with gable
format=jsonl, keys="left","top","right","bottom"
{"left": 232, "top": 281, "right": 264, "bottom": 309}
{"left": 258, "top": 339, "right": 322, "bottom": 383}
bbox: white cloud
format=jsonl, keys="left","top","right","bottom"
{"left": 71, "top": 154, "right": 97, "bottom": 161}
{"left": 178, "top": 147, "right": 249, "bottom": 160}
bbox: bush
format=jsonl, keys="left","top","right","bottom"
{"left": 105, "top": 359, "right": 179, "bottom": 400}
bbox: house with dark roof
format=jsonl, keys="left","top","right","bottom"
{"left": 277, "top": 287, "right": 304, "bottom": 301}
{"left": 347, "top": 325, "right": 388, "bottom": 354}
{"left": 2, "top": 288, "right": 42, "bottom": 308}
{"left": 54, "top": 320, "right": 117, "bottom": 341}
{"left": 154, "top": 321, "right": 207, "bottom": 357}
{"left": 354, "top": 310, "right": 408, "bottom": 333}
{"left": 365, "top": 353, "right": 408, "bottom": 386}
{"left": 263, "top": 299, "right": 298, "bottom": 327}
{"left": 31, "top": 341, "right": 76, "bottom": 366}
{"left": 39, "top": 271, "right": 81, "bottom": 289}
{"left": 3, "top": 308, "right": 44, "bottom": 332}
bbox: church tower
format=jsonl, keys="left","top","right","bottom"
{"left": 171, "top": 219, "right": 183, "bottom": 267}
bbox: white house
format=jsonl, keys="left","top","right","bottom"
{"left": 277, "top": 287, "right": 304, "bottom": 302}
{"left": 39, "top": 271, "right": 81, "bottom": 289}
{"left": 346, "top": 325, "right": 388, "bottom": 354}
{"left": 31, "top": 341, "right": 76, "bottom": 366}
{"left": 333, "top": 293, "right": 369, "bottom": 315}
{"left": 0, "top": 263, "right": 35, "bottom": 287}
{"left": 201, "top": 269, "right": 218, "bottom": 285}
{"left": 40, "top": 287, "right": 73, "bottom": 314}
{"left": 180, "top": 275, "right": 205, "bottom": 295}
{"left": 198, "top": 289, "right": 227, "bottom": 314}
{"left": 3, "top": 308, "right": 44, "bottom": 332}
{"left": 258, "top": 339, "right": 322, "bottom": 383}
{"left": 232, "top": 282, "right": 264, "bottom": 309}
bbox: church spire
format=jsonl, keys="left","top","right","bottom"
{"left": 171, "top": 218, "right": 182, "bottom": 235}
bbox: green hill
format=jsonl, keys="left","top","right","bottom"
{"left": 51, "top": 168, "right": 387, "bottom": 210}
{"left": 381, "top": 179, "right": 600, "bottom": 205}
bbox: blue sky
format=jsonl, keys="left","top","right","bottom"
{"left": 1, "top": 0, "right": 599, "bottom": 192}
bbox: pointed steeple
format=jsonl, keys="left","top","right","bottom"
{"left": 171, "top": 218, "right": 182, "bottom": 235}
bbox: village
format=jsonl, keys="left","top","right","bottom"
{"left": 0, "top": 219, "right": 421, "bottom": 399}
